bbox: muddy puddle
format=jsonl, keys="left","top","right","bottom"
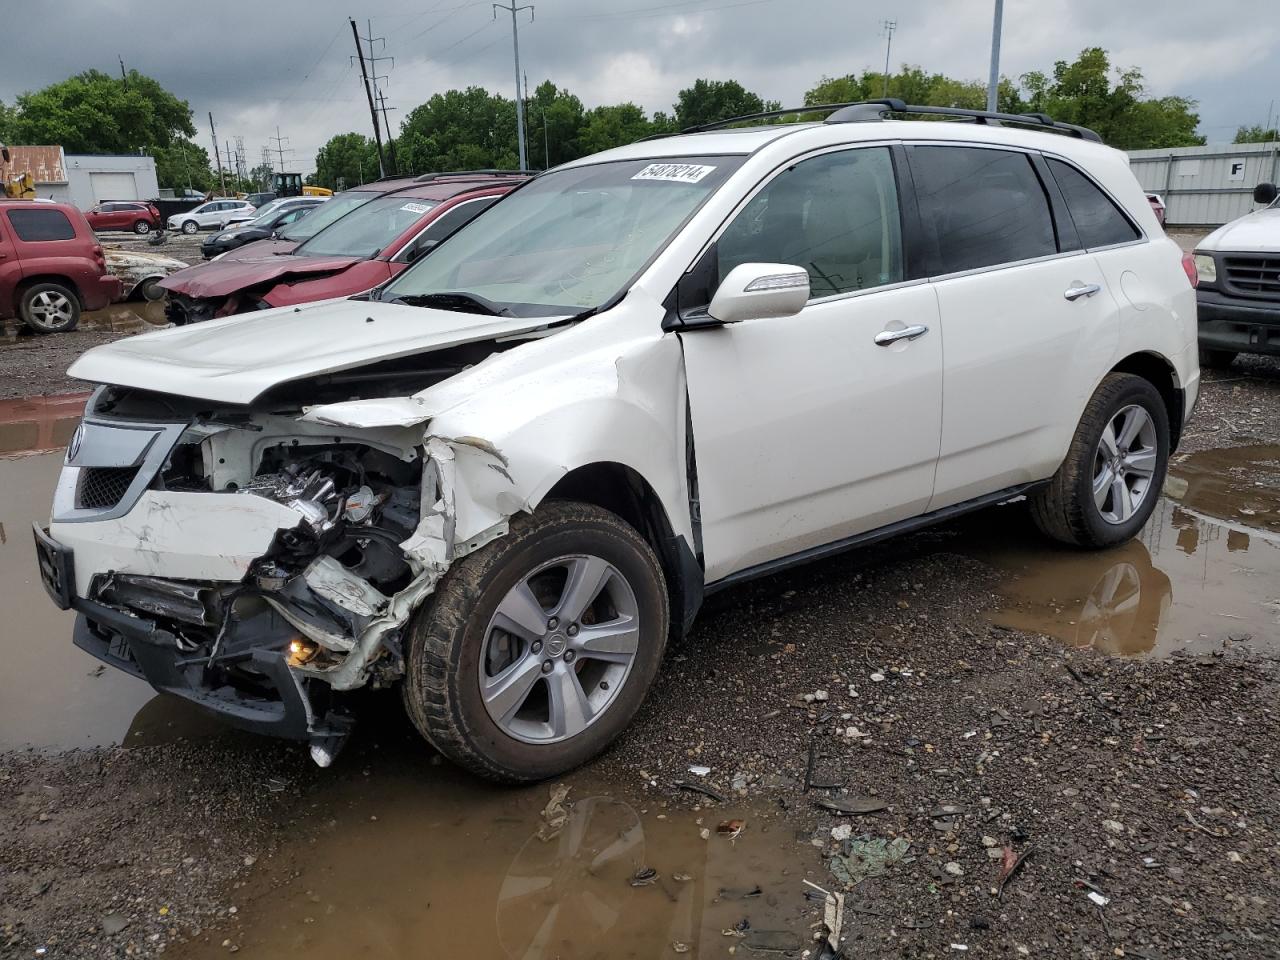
{"left": 0, "top": 299, "right": 167, "bottom": 347}
{"left": 177, "top": 753, "right": 821, "bottom": 960}
{"left": 962, "top": 445, "right": 1280, "bottom": 659}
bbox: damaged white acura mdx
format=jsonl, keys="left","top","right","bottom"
{"left": 35, "top": 100, "right": 1199, "bottom": 780}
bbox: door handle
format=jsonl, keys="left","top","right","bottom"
{"left": 1064, "top": 282, "right": 1102, "bottom": 301}
{"left": 874, "top": 324, "right": 929, "bottom": 346}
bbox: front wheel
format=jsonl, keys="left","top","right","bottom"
{"left": 181, "top": 220, "right": 199, "bottom": 235}
{"left": 1031, "top": 373, "right": 1169, "bottom": 548}
{"left": 133, "top": 220, "right": 151, "bottom": 234}
{"left": 403, "top": 501, "right": 669, "bottom": 782}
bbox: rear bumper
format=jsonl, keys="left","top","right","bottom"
{"left": 83, "top": 274, "right": 123, "bottom": 312}
{"left": 1196, "top": 288, "right": 1280, "bottom": 356}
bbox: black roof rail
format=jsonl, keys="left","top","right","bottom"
{"left": 413, "top": 169, "right": 535, "bottom": 182}
{"left": 679, "top": 98, "right": 1103, "bottom": 143}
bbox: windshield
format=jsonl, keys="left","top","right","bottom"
{"left": 379, "top": 156, "right": 744, "bottom": 317}
{"left": 277, "top": 191, "right": 374, "bottom": 242}
{"left": 291, "top": 194, "right": 435, "bottom": 256}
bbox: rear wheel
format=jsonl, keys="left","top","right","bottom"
{"left": 403, "top": 501, "right": 669, "bottom": 782}
{"left": 132, "top": 219, "right": 151, "bottom": 234}
{"left": 1198, "top": 346, "right": 1237, "bottom": 369}
{"left": 138, "top": 278, "right": 164, "bottom": 301}
{"left": 181, "top": 220, "right": 199, "bottom": 235}
{"left": 1031, "top": 373, "right": 1169, "bottom": 548}
{"left": 19, "top": 282, "right": 81, "bottom": 334}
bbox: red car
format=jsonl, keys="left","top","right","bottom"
{"left": 1146, "top": 193, "right": 1166, "bottom": 227}
{"left": 160, "top": 173, "right": 530, "bottom": 323}
{"left": 0, "top": 201, "right": 122, "bottom": 333}
{"left": 85, "top": 200, "right": 163, "bottom": 235}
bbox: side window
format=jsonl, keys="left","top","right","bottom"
{"left": 403, "top": 197, "right": 500, "bottom": 260}
{"left": 7, "top": 208, "right": 76, "bottom": 242}
{"left": 1047, "top": 159, "right": 1141, "bottom": 248}
{"left": 910, "top": 146, "right": 1056, "bottom": 274}
{"left": 717, "top": 147, "right": 903, "bottom": 298}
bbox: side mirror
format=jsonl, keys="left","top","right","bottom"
{"left": 1254, "top": 182, "right": 1278, "bottom": 205}
{"left": 706, "top": 263, "right": 810, "bottom": 324}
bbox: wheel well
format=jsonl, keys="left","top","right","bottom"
{"left": 1109, "top": 351, "right": 1184, "bottom": 449}
{"left": 14, "top": 275, "right": 83, "bottom": 313}
{"left": 545, "top": 462, "right": 703, "bottom": 638}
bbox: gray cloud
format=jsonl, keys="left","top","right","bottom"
{"left": 2, "top": 0, "right": 1275, "bottom": 171}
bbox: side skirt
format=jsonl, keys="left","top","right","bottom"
{"left": 703, "top": 481, "right": 1047, "bottom": 596}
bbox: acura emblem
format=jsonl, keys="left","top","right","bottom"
{"left": 67, "top": 423, "right": 84, "bottom": 462}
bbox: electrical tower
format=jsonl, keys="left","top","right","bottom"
{"left": 350, "top": 18, "right": 389, "bottom": 177}
{"left": 235, "top": 136, "right": 247, "bottom": 184}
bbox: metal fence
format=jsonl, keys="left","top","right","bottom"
{"left": 1128, "top": 141, "right": 1280, "bottom": 227}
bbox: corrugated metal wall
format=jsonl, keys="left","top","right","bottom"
{"left": 1128, "top": 141, "right": 1280, "bottom": 227}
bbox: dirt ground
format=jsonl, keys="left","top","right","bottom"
{"left": 3, "top": 231, "right": 1280, "bottom": 959}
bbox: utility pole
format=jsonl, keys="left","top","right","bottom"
{"left": 880, "top": 20, "right": 896, "bottom": 98}
{"left": 209, "top": 112, "right": 226, "bottom": 197}
{"left": 350, "top": 18, "right": 387, "bottom": 177}
{"left": 270, "top": 126, "right": 291, "bottom": 173}
{"left": 493, "top": 2, "right": 534, "bottom": 171}
{"left": 986, "top": 0, "right": 1004, "bottom": 113}
{"left": 377, "top": 89, "right": 398, "bottom": 175}
{"left": 118, "top": 56, "right": 127, "bottom": 85}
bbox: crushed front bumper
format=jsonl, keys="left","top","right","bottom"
{"left": 35, "top": 523, "right": 352, "bottom": 750}
{"left": 1197, "top": 289, "right": 1280, "bottom": 356}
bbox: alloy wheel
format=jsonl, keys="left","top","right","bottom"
{"left": 479, "top": 554, "right": 640, "bottom": 744}
{"left": 29, "top": 290, "right": 76, "bottom": 329}
{"left": 1092, "top": 404, "right": 1158, "bottom": 525}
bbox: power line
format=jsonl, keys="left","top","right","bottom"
{"left": 350, "top": 18, "right": 388, "bottom": 177}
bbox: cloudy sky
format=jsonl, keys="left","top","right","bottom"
{"left": 2, "top": 0, "right": 1275, "bottom": 172}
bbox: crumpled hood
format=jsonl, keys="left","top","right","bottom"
{"left": 159, "top": 252, "right": 361, "bottom": 298}
{"left": 1199, "top": 206, "right": 1280, "bottom": 253}
{"left": 67, "top": 298, "right": 568, "bottom": 405}
{"left": 218, "top": 237, "right": 298, "bottom": 261}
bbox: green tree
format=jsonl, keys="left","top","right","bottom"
{"left": 398, "top": 86, "right": 519, "bottom": 174}
{"left": 525, "top": 81, "right": 585, "bottom": 170}
{"left": 1019, "top": 48, "right": 1202, "bottom": 149}
{"left": 313, "top": 132, "right": 380, "bottom": 189}
{"left": 0, "top": 100, "right": 15, "bottom": 143}
{"left": 1234, "top": 124, "right": 1278, "bottom": 144}
{"left": 152, "top": 139, "right": 212, "bottom": 192}
{"left": 8, "top": 69, "right": 196, "bottom": 153}
{"left": 673, "top": 79, "right": 770, "bottom": 129}
{"left": 578, "top": 103, "right": 654, "bottom": 154}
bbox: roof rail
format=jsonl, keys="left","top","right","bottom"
{"left": 681, "top": 99, "right": 1103, "bottom": 143}
{"left": 413, "top": 169, "right": 534, "bottom": 182}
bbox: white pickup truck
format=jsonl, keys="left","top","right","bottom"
{"left": 1193, "top": 182, "right": 1280, "bottom": 366}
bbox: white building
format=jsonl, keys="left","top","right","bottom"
{"left": 7, "top": 146, "right": 160, "bottom": 210}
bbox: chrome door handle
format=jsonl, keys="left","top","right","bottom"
{"left": 874, "top": 324, "right": 929, "bottom": 346}
{"left": 1064, "top": 282, "right": 1102, "bottom": 301}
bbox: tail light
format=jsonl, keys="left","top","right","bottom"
{"left": 1180, "top": 251, "right": 1198, "bottom": 289}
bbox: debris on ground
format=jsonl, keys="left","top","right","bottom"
{"left": 827, "top": 837, "right": 912, "bottom": 887}
{"left": 536, "top": 783, "right": 571, "bottom": 842}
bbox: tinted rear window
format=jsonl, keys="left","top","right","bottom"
{"left": 1048, "top": 159, "right": 1141, "bottom": 248}
{"left": 910, "top": 146, "right": 1056, "bottom": 274}
{"left": 8, "top": 208, "right": 76, "bottom": 242}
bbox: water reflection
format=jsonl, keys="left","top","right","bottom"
{"left": 971, "top": 497, "right": 1279, "bottom": 659}
{"left": 0, "top": 392, "right": 88, "bottom": 456}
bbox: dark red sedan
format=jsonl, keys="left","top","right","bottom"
{"left": 85, "top": 201, "right": 162, "bottom": 235}
{"left": 159, "top": 172, "right": 529, "bottom": 324}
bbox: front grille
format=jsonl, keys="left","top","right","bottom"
{"left": 1223, "top": 254, "right": 1280, "bottom": 299}
{"left": 77, "top": 467, "right": 141, "bottom": 510}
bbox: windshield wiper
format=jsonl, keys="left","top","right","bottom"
{"left": 389, "top": 291, "right": 515, "bottom": 317}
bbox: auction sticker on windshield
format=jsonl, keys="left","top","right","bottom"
{"left": 631, "top": 163, "right": 717, "bottom": 184}
{"left": 400, "top": 202, "right": 432, "bottom": 214}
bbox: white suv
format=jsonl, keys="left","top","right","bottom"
{"left": 36, "top": 101, "right": 1199, "bottom": 780}
{"left": 167, "top": 199, "right": 257, "bottom": 234}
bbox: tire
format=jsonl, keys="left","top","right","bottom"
{"left": 181, "top": 220, "right": 199, "bottom": 235}
{"left": 1198, "top": 346, "right": 1237, "bottom": 369}
{"left": 403, "top": 501, "right": 669, "bottom": 782}
{"left": 138, "top": 278, "right": 164, "bottom": 302}
{"left": 133, "top": 220, "right": 151, "bottom": 234}
{"left": 1031, "top": 373, "right": 1169, "bottom": 548}
{"left": 19, "top": 282, "right": 81, "bottom": 334}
